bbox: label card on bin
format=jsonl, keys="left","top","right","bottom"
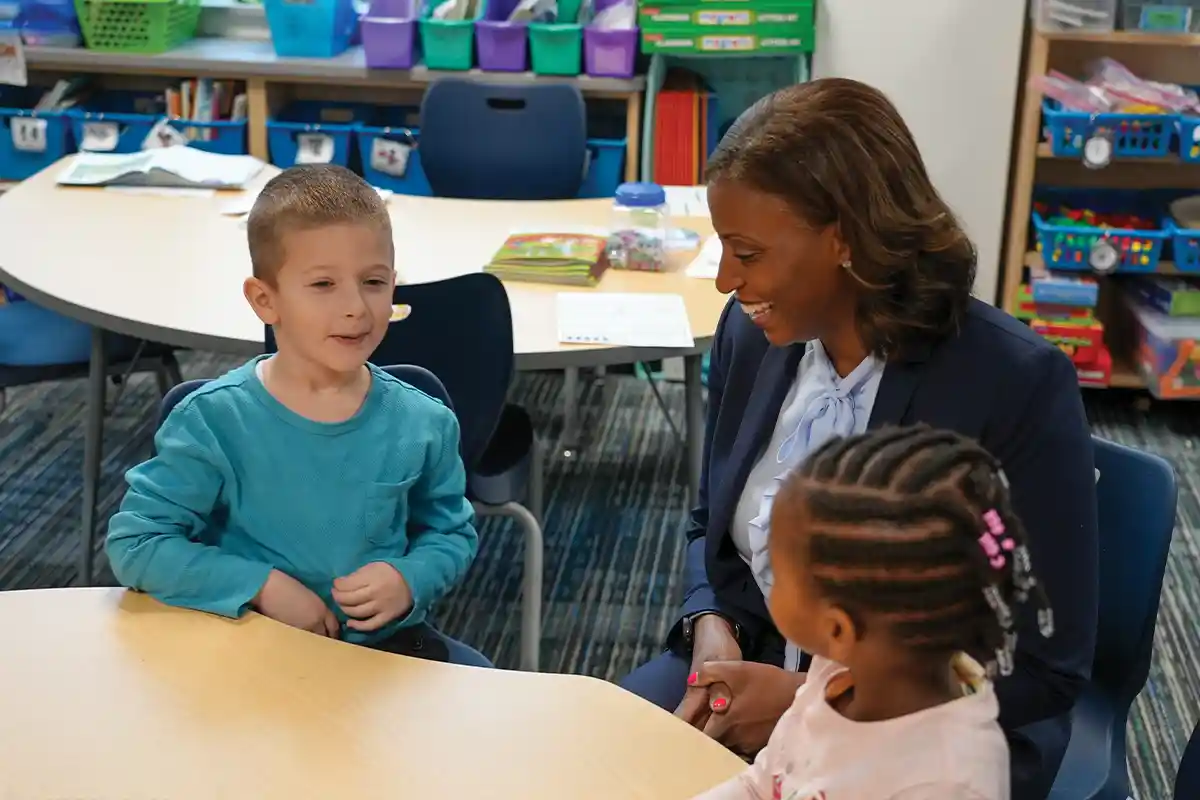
{"left": 0, "top": 32, "right": 27, "bottom": 88}
{"left": 143, "top": 120, "right": 188, "bottom": 150}
{"left": 81, "top": 121, "right": 120, "bottom": 152}
{"left": 295, "top": 133, "right": 334, "bottom": 165}
{"left": 370, "top": 138, "right": 409, "bottom": 177}
{"left": 11, "top": 117, "right": 47, "bottom": 153}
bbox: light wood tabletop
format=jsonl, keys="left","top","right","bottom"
{"left": 0, "top": 160, "right": 725, "bottom": 370}
{"left": 0, "top": 588, "right": 744, "bottom": 799}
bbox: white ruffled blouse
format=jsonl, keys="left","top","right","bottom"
{"left": 731, "top": 340, "right": 885, "bottom": 670}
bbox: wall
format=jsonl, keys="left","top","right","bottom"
{"left": 812, "top": 0, "right": 1028, "bottom": 304}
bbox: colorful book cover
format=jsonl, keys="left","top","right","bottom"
{"left": 484, "top": 233, "right": 610, "bottom": 287}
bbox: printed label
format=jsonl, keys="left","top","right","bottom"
{"left": 295, "top": 133, "right": 334, "bottom": 164}
{"left": 700, "top": 34, "right": 755, "bottom": 51}
{"left": 80, "top": 121, "right": 119, "bottom": 152}
{"left": 369, "top": 137, "right": 410, "bottom": 177}
{"left": 697, "top": 10, "right": 751, "bottom": 24}
{"left": 10, "top": 116, "right": 46, "bottom": 153}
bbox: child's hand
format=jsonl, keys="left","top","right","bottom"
{"left": 254, "top": 569, "right": 340, "bottom": 637}
{"left": 332, "top": 562, "right": 413, "bottom": 632}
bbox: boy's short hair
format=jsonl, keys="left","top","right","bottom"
{"left": 247, "top": 164, "right": 393, "bottom": 284}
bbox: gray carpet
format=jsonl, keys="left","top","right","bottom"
{"left": 0, "top": 352, "right": 1195, "bottom": 798}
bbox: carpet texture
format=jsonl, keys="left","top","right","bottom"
{"left": 0, "top": 352, "right": 1195, "bottom": 798}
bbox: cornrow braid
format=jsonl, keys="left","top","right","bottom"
{"left": 774, "top": 424, "right": 1054, "bottom": 678}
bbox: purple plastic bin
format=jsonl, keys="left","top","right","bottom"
{"left": 369, "top": 0, "right": 411, "bottom": 15}
{"left": 475, "top": 0, "right": 528, "bottom": 72}
{"left": 363, "top": 16, "right": 419, "bottom": 68}
{"left": 584, "top": 26, "right": 637, "bottom": 78}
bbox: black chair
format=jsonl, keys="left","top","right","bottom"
{"left": 264, "top": 273, "right": 544, "bottom": 671}
{"left": 1043, "top": 437, "right": 1177, "bottom": 799}
{"left": 418, "top": 79, "right": 587, "bottom": 201}
{"left": 1176, "top": 720, "right": 1200, "bottom": 798}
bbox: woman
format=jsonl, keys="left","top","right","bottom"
{"left": 619, "top": 79, "right": 1098, "bottom": 800}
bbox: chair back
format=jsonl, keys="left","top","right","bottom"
{"left": 1091, "top": 436, "right": 1177, "bottom": 703}
{"left": 418, "top": 79, "right": 587, "bottom": 200}
{"left": 264, "top": 273, "right": 512, "bottom": 471}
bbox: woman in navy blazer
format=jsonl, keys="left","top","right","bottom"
{"left": 620, "top": 79, "right": 1098, "bottom": 800}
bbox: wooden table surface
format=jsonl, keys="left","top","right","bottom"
{"left": 0, "top": 588, "right": 744, "bottom": 799}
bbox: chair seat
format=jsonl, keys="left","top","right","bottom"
{"left": 468, "top": 404, "right": 533, "bottom": 507}
{"left": 1047, "top": 687, "right": 1129, "bottom": 800}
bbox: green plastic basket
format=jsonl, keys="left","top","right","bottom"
{"left": 74, "top": 0, "right": 201, "bottom": 54}
{"left": 529, "top": 22, "right": 581, "bottom": 75}
{"left": 419, "top": 3, "right": 475, "bottom": 71}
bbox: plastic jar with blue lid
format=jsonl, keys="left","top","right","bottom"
{"left": 609, "top": 181, "right": 669, "bottom": 272}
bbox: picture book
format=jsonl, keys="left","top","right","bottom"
{"left": 484, "top": 232, "right": 610, "bottom": 287}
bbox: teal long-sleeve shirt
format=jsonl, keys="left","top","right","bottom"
{"left": 106, "top": 358, "right": 478, "bottom": 644}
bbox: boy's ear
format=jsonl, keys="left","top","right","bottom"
{"left": 243, "top": 277, "right": 280, "bottom": 326}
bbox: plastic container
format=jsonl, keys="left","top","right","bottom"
{"left": 1033, "top": 0, "right": 1117, "bottom": 32}
{"left": 609, "top": 181, "right": 668, "bottom": 271}
{"left": 18, "top": 0, "right": 83, "bottom": 47}
{"left": 267, "top": 101, "right": 372, "bottom": 168}
{"left": 0, "top": 85, "right": 74, "bottom": 181}
{"left": 1121, "top": 0, "right": 1200, "bottom": 31}
{"left": 263, "top": 0, "right": 357, "bottom": 58}
{"left": 0, "top": 297, "right": 93, "bottom": 366}
{"left": 578, "top": 137, "right": 624, "bottom": 197}
{"left": 529, "top": 22, "right": 581, "bottom": 75}
{"left": 1179, "top": 113, "right": 1200, "bottom": 163}
{"left": 356, "top": 106, "right": 432, "bottom": 196}
{"left": 169, "top": 119, "right": 248, "bottom": 155}
{"left": 67, "top": 91, "right": 162, "bottom": 153}
{"left": 362, "top": 0, "right": 419, "bottom": 68}
{"left": 73, "top": 0, "right": 200, "bottom": 53}
{"left": 1168, "top": 218, "right": 1200, "bottom": 273}
{"left": 1041, "top": 99, "right": 1175, "bottom": 159}
{"left": 1032, "top": 190, "right": 1169, "bottom": 274}
{"left": 475, "top": 0, "right": 527, "bottom": 72}
{"left": 1124, "top": 290, "right": 1200, "bottom": 399}
{"left": 418, "top": 2, "right": 474, "bottom": 70}
{"left": 583, "top": 25, "right": 637, "bottom": 78}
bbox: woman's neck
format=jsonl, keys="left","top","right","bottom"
{"left": 818, "top": 320, "right": 871, "bottom": 378}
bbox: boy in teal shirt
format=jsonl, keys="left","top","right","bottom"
{"left": 106, "top": 165, "right": 489, "bottom": 666}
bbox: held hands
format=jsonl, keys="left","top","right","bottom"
{"left": 675, "top": 614, "right": 743, "bottom": 731}
{"left": 332, "top": 561, "right": 413, "bottom": 632}
{"left": 689, "top": 661, "right": 807, "bottom": 757}
{"left": 254, "top": 569, "right": 340, "bottom": 637}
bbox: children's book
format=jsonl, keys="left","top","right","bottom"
{"left": 484, "top": 232, "right": 610, "bottom": 287}
{"left": 56, "top": 147, "right": 264, "bottom": 190}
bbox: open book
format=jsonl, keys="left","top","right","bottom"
{"left": 57, "top": 147, "right": 265, "bottom": 190}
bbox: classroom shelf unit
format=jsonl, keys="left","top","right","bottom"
{"left": 24, "top": 38, "right": 647, "bottom": 182}
{"left": 1000, "top": 28, "right": 1200, "bottom": 391}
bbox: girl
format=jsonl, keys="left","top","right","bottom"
{"left": 691, "top": 425, "right": 1055, "bottom": 800}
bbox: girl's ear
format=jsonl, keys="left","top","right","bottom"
{"left": 824, "top": 604, "right": 861, "bottom": 665}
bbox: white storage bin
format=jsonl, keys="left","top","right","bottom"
{"left": 1034, "top": 0, "right": 1118, "bottom": 31}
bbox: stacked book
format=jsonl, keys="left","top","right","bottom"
{"left": 1015, "top": 274, "right": 1110, "bottom": 387}
{"left": 483, "top": 232, "right": 611, "bottom": 287}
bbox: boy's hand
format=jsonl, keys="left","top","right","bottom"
{"left": 332, "top": 562, "right": 413, "bottom": 632}
{"left": 254, "top": 569, "right": 340, "bottom": 638}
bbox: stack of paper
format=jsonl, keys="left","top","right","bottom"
{"left": 664, "top": 185, "right": 709, "bottom": 218}
{"left": 556, "top": 293, "right": 694, "bottom": 348}
{"left": 57, "top": 147, "right": 264, "bottom": 190}
{"left": 685, "top": 235, "right": 721, "bottom": 279}
{"left": 485, "top": 232, "right": 610, "bottom": 287}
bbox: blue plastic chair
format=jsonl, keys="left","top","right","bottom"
{"left": 1045, "top": 436, "right": 1177, "bottom": 799}
{"left": 1176, "top": 720, "right": 1200, "bottom": 798}
{"left": 418, "top": 79, "right": 587, "bottom": 200}
{"left": 263, "top": 273, "right": 544, "bottom": 671}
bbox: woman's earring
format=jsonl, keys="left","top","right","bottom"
{"left": 840, "top": 260, "right": 852, "bottom": 270}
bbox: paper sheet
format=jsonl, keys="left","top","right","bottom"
{"left": 58, "top": 147, "right": 264, "bottom": 189}
{"left": 685, "top": 235, "right": 721, "bottom": 279}
{"left": 556, "top": 292, "right": 694, "bottom": 349}
{"left": 664, "top": 185, "right": 709, "bottom": 219}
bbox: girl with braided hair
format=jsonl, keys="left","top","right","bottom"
{"left": 692, "top": 425, "right": 1054, "bottom": 800}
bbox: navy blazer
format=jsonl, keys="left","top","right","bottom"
{"left": 669, "top": 297, "right": 1099, "bottom": 799}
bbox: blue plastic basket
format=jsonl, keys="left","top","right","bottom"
{"left": 1032, "top": 189, "right": 1168, "bottom": 274}
{"left": 1167, "top": 218, "right": 1200, "bottom": 273}
{"left": 1179, "top": 114, "right": 1200, "bottom": 164}
{"left": 264, "top": 0, "right": 357, "bottom": 57}
{"left": 356, "top": 106, "right": 431, "bottom": 196}
{"left": 1041, "top": 99, "right": 1175, "bottom": 159}
{"left": 0, "top": 299, "right": 94, "bottom": 366}
{"left": 67, "top": 91, "right": 162, "bottom": 153}
{"left": 578, "top": 137, "right": 625, "bottom": 198}
{"left": 0, "top": 86, "right": 73, "bottom": 181}
{"left": 166, "top": 119, "right": 248, "bottom": 155}
{"left": 267, "top": 101, "right": 371, "bottom": 168}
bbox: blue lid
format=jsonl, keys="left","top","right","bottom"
{"left": 615, "top": 181, "right": 666, "bottom": 208}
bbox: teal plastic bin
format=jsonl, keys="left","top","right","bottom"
{"left": 419, "top": 5, "right": 474, "bottom": 70}
{"left": 529, "top": 23, "right": 581, "bottom": 75}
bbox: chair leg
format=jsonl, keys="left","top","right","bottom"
{"left": 528, "top": 435, "right": 545, "bottom": 525}
{"left": 164, "top": 352, "right": 184, "bottom": 388}
{"left": 80, "top": 327, "right": 108, "bottom": 586}
{"left": 472, "top": 500, "right": 543, "bottom": 673}
{"left": 0, "top": 388, "right": 6, "bottom": 418}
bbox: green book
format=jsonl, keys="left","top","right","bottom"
{"left": 484, "top": 232, "right": 611, "bottom": 287}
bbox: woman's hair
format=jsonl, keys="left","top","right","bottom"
{"left": 772, "top": 425, "right": 1054, "bottom": 677}
{"left": 705, "top": 78, "right": 978, "bottom": 360}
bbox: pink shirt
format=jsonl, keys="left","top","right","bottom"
{"left": 692, "top": 655, "right": 1009, "bottom": 800}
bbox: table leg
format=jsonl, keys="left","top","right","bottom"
{"left": 684, "top": 354, "right": 704, "bottom": 507}
{"left": 79, "top": 328, "right": 107, "bottom": 586}
{"left": 561, "top": 366, "right": 580, "bottom": 455}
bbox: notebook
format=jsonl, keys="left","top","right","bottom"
{"left": 484, "top": 232, "right": 610, "bottom": 287}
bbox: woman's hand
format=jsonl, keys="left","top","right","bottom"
{"left": 675, "top": 614, "right": 742, "bottom": 729}
{"left": 691, "top": 661, "right": 806, "bottom": 756}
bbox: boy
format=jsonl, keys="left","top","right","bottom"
{"left": 106, "top": 165, "right": 489, "bottom": 667}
